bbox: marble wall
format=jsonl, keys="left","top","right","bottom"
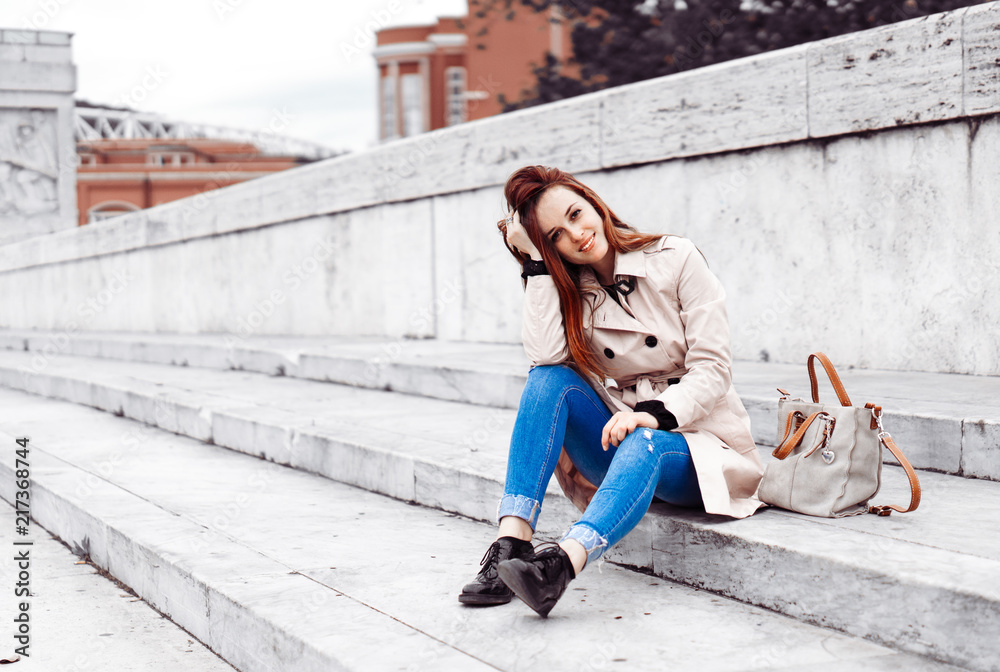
{"left": 0, "top": 29, "right": 78, "bottom": 245}
{"left": 0, "top": 6, "right": 997, "bottom": 375}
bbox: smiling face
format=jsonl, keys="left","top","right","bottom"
{"left": 534, "top": 185, "right": 613, "bottom": 270}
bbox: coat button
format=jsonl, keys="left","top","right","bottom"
{"left": 645, "top": 335, "right": 658, "bottom": 348}
{"left": 603, "top": 348, "right": 615, "bottom": 359}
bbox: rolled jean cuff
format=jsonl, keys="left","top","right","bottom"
{"left": 561, "top": 523, "right": 609, "bottom": 565}
{"left": 497, "top": 494, "right": 541, "bottom": 530}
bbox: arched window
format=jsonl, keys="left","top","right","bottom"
{"left": 88, "top": 200, "right": 141, "bottom": 224}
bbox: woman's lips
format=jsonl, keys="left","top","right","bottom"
{"left": 579, "top": 233, "right": 596, "bottom": 253}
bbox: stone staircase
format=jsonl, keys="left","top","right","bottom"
{"left": 0, "top": 329, "right": 997, "bottom": 671}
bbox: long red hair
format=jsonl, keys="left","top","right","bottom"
{"left": 497, "top": 166, "right": 663, "bottom": 381}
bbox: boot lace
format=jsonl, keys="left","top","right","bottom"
{"left": 526, "top": 541, "right": 580, "bottom": 579}
{"left": 529, "top": 542, "right": 568, "bottom": 570}
{"left": 478, "top": 540, "right": 504, "bottom": 579}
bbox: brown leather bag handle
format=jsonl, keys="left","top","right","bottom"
{"left": 772, "top": 411, "right": 833, "bottom": 460}
{"left": 808, "top": 352, "right": 853, "bottom": 407}
{"left": 869, "top": 424, "right": 922, "bottom": 516}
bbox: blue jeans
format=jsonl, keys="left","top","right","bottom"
{"left": 497, "top": 365, "right": 703, "bottom": 567}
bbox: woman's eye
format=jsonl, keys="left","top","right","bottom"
{"left": 551, "top": 230, "right": 561, "bottom": 241}
{"left": 570, "top": 209, "right": 581, "bottom": 220}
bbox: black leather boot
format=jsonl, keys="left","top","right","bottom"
{"left": 496, "top": 543, "right": 577, "bottom": 617}
{"left": 459, "top": 536, "right": 535, "bottom": 605}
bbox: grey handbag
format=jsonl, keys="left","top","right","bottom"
{"left": 758, "top": 352, "right": 921, "bottom": 517}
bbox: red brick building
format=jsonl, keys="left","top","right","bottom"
{"left": 75, "top": 139, "right": 308, "bottom": 227}
{"left": 374, "top": 2, "right": 576, "bottom": 141}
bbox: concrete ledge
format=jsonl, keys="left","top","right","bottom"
{"left": 600, "top": 45, "right": 809, "bottom": 167}
{"left": 2, "top": 330, "right": 997, "bottom": 480}
{"left": 0, "top": 4, "right": 997, "bottom": 274}
{"left": 0, "top": 59, "right": 76, "bottom": 92}
{"left": 0, "top": 348, "right": 996, "bottom": 668}
{"left": 964, "top": 2, "right": 1000, "bottom": 116}
{"left": 0, "top": 29, "right": 72, "bottom": 46}
{"left": 807, "top": 10, "right": 964, "bottom": 136}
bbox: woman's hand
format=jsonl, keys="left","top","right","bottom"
{"left": 503, "top": 210, "right": 542, "bottom": 261}
{"left": 601, "top": 411, "right": 659, "bottom": 451}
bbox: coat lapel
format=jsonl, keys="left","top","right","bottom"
{"left": 589, "top": 297, "right": 650, "bottom": 333}
{"left": 581, "top": 248, "right": 651, "bottom": 334}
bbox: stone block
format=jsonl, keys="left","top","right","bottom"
{"left": 312, "top": 150, "right": 385, "bottom": 216}
{"left": 0, "top": 60, "right": 75, "bottom": 92}
{"left": 963, "top": 3, "right": 1000, "bottom": 116}
{"left": 0, "top": 44, "right": 25, "bottom": 61}
{"left": 413, "top": 462, "right": 502, "bottom": 522}
{"left": 146, "top": 340, "right": 228, "bottom": 370}
{"left": 807, "top": 9, "right": 965, "bottom": 137}
{"left": 101, "top": 522, "right": 216, "bottom": 642}
{"left": 211, "top": 408, "right": 300, "bottom": 464}
{"left": 0, "top": 332, "right": 26, "bottom": 351}
{"left": 141, "top": 207, "right": 208, "bottom": 249}
{"left": 228, "top": 345, "right": 299, "bottom": 377}
{"left": 0, "top": 30, "right": 37, "bottom": 45}
{"left": 23, "top": 43, "right": 71, "bottom": 63}
{"left": 881, "top": 411, "right": 962, "bottom": 474}
{"left": 294, "top": 430, "right": 416, "bottom": 502}
{"left": 36, "top": 30, "right": 71, "bottom": 46}
{"left": 602, "top": 45, "right": 809, "bottom": 168}
{"left": 297, "top": 352, "right": 380, "bottom": 388}
{"left": 962, "top": 418, "right": 1000, "bottom": 481}
{"left": 147, "top": 394, "right": 213, "bottom": 442}
{"left": 373, "top": 93, "right": 603, "bottom": 203}
{"left": 602, "top": 513, "right": 653, "bottom": 570}
{"left": 59, "top": 375, "right": 99, "bottom": 408}
{"left": 208, "top": 180, "right": 267, "bottom": 238}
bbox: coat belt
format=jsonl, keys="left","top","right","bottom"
{"left": 607, "top": 370, "right": 687, "bottom": 407}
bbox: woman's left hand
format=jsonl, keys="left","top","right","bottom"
{"left": 602, "top": 411, "right": 659, "bottom": 451}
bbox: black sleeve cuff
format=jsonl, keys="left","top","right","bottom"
{"left": 521, "top": 259, "right": 549, "bottom": 279}
{"left": 633, "top": 400, "right": 679, "bottom": 431}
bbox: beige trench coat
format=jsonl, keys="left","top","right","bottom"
{"left": 521, "top": 234, "right": 764, "bottom": 519}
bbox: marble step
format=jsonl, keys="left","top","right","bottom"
{"left": 0, "top": 501, "right": 235, "bottom": 671}
{"left": 2, "top": 329, "right": 997, "bottom": 480}
{"left": 0, "top": 387, "right": 973, "bottom": 672}
{"left": 0, "top": 350, "right": 997, "bottom": 670}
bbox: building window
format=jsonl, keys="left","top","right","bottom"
{"left": 88, "top": 201, "right": 141, "bottom": 224}
{"left": 446, "top": 67, "right": 467, "bottom": 126}
{"left": 401, "top": 73, "right": 423, "bottom": 137}
{"left": 382, "top": 75, "right": 397, "bottom": 140}
{"left": 148, "top": 151, "right": 194, "bottom": 166}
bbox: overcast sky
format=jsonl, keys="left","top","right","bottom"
{"left": 0, "top": 0, "right": 469, "bottom": 153}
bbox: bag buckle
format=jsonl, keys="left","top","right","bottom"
{"left": 869, "top": 505, "right": 893, "bottom": 516}
{"left": 872, "top": 407, "right": 890, "bottom": 440}
{"left": 815, "top": 413, "right": 836, "bottom": 445}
